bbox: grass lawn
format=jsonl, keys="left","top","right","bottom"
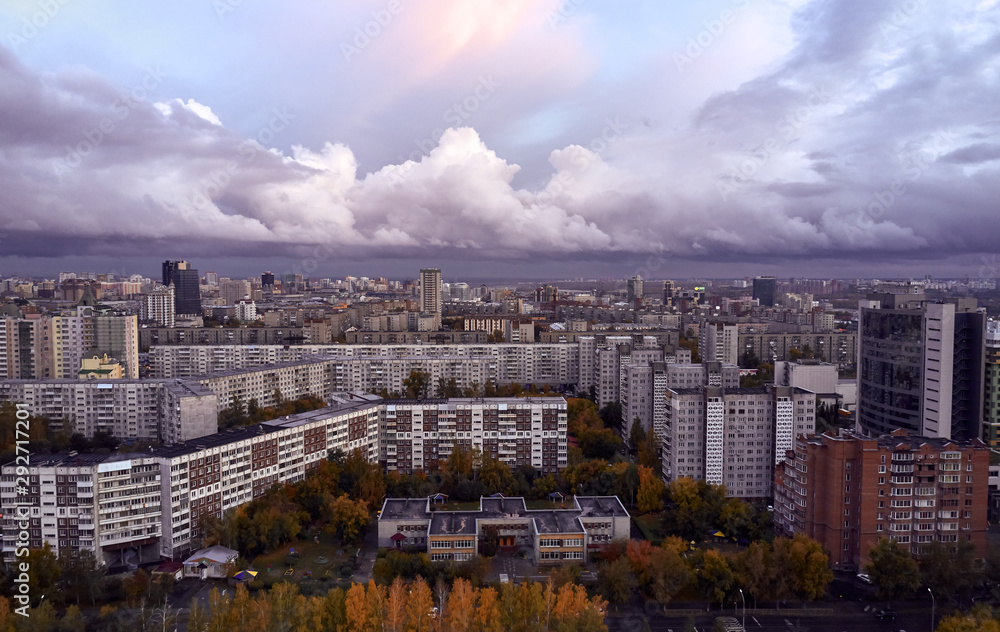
{"left": 250, "top": 533, "right": 358, "bottom": 587}
{"left": 633, "top": 513, "right": 667, "bottom": 543}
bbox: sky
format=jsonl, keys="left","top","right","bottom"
{"left": 0, "top": 0, "right": 999, "bottom": 281}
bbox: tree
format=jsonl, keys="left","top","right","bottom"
{"left": 383, "top": 575, "right": 410, "bottom": 632}
{"left": 636, "top": 466, "right": 665, "bottom": 513}
{"left": 647, "top": 538, "right": 693, "bottom": 604}
{"left": 58, "top": 549, "right": 104, "bottom": 605}
{"left": 475, "top": 587, "right": 504, "bottom": 632}
{"left": 598, "top": 402, "right": 623, "bottom": 431}
{"left": 638, "top": 429, "right": 660, "bottom": 469}
{"left": 628, "top": 422, "right": 646, "bottom": 456}
{"left": 598, "top": 556, "right": 637, "bottom": 607}
{"left": 920, "top": 539, "right": 981, "bottom": 601}
{"left": 698, "top": 549, "right": 734, "bottom": 608}
{"left": 865, "top": 537, "right": 919, "bottom": 602}
{"left": 405, "top": 577, "right": 434, "bottom": 632}
{"left": 444, "top": 578, "right": 476, "bottom": 632}
{"left": 324, "top": 495, "right": 370, "bottom": 543}
{"left": 935, "top": 605, "right": 1000, "bottom": 632}
{"left": 25, "top": 545, "right": 60, "bottom": 604}
{"left": 403, "top": 371, "right": 431, "bottom": 399}
{"left": 771, "top": 534, "right": 832, "bottom": 601}
{"left": 345, "top": 583, "right": 368, "bottom": 632}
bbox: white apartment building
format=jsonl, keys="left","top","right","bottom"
{"left": 381, "top": 398, "right": 567, "bottom": 474}
{"left": 1, "top": 396, "right": 562, "bottom": 563}
{"left": 660, "top": 385, "right": 815, "bottom": 500}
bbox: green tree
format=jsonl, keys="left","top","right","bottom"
{"left": 403, "top": 371, "right": 431, "bottom": 399}
{"left": 598, "top": 402, "right": 623, "bottom": 431}
{"left": 771, "top": 534, "right": 832, "bottom": 601}
{"left": 865, "top": 537, "right": 919, "bottom": 602}
{"left": 697, "top": 549, "right": 733, "bottom": 608}
{"left": 638, "top": 430, "right": 661, "bottom": 469}
{"left": 628, "top": 421, "right": 646, "bottom": 456}
{"left": 597, "top": 557, "right": 636, "bottom": 607}
{"left": 920, "top": 539, "right": 981, "bottom": 601}
{"left": 25, "top": 545, "right": 60, "bottom": 604}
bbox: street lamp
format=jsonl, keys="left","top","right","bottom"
{"left": 739, "top": 588, "right": 745, "bottom": 631}
{"left": 927, "top": 587, "right": 935, "bottom": 632}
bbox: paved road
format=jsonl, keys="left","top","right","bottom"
{"left": 352, "top": 528, "right": 379, "bottom": 584}
{"left": 608, "top": 608, "right": 932, "bottom": 632}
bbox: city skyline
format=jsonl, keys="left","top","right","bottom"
{"left": 1, "top": 2, "right": 999, "bottom": 278}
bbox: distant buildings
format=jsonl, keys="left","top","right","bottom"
{"left": 774, "top": 429, "right": 989, "bottom": 571}
{"left": 162, "top": 260, "right": 202, "bottom": 316}
{"left": 753, "top": 276, "right": 777, "bottom": 307}
{"left": 699, "top": 323, "right": 739, "bottom": 365}
{"left": 627, "top": 276, "right": 644, "bottom": 306}
{"left": 419, "top": 268, "right": 442, "bottom": 316}
{"left": 0, "top": 308, "right": 138, "bottom": 379}
{"left": 144, "top": 285, "right": 175, "bottom": 327}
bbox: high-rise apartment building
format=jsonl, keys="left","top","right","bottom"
{"left": 261, "top": 271, "right": 275, "bottom": 288}
{"left": 144, "top": 285, "right": 175, "bottom": 327}
{"left": 699, "top": 322, "right": 739, "bottom": 365}
{"left": 753, "top": 276, "right": 777, "bottom": 307}
{"left": 162, "top": 261, "right": 202, "bottom": 316}
{"left": 420, "top": 268, "right": 442, "bottom": 316}
{"left": 984, "top": 320, "right": 1000, "bottom": 447}
{"left": 774, "top": 429, "right": 989, "bottom": 571}
{"left": 660, "top": 385, "right": 815, "bottom": 500}
{"left": 858, "top": 293, "right": 985, "bottom": 440}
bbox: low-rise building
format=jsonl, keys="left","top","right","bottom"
{"left": 377, "top": 495, "right": 629, "bottom": 565}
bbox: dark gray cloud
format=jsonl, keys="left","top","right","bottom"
{"left": 0, "top": 0, "right": 999, "bottom": 278}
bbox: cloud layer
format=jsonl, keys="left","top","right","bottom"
{"left": 0, "top": 0, "right": 999, "bottom": 274}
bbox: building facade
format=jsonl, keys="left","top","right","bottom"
{"left": 659, "top": 385, "right": 815, "bottom": 500}
{"left": 858, "top": 294, "right": 985, "bottom": 440}
{"left": 773, "top": 429, "right": 989, "bottom": 571}
{"left": 420, "top": 268, "right": 442, "bottom": 316}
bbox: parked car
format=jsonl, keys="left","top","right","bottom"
{"left": 873, "top": 609, "right": 896, "bottom": 620}
{"left": 857, "top": 573, "right": 872, "bottom": 584}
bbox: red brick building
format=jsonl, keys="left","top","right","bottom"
{"left": 774, "top": 429, "right": 989, "bottom": 571}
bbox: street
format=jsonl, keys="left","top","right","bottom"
{"left": 607, "top": 607, "right": 933, "bottom": 632}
